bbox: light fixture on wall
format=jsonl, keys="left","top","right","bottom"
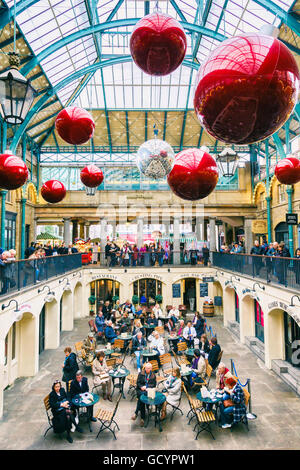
{"left": 59, "top": 277, "right": 71, "bottom": 291}
{"left": 215, "top": 271, "right": 224, "bottom": 277}
{"left": 289, "top": 294, "right": 300, "bottom": 307}
{"left": 38, "top": 285, "right": 55, "bottom": 302}
{"left": 1, "top": 299, "right": 20, "bottom": 312}
{"left": 230, "top": 275, "right": 240, "bottom": 283}
{"left": 253, "top": 282, "right": 265, "bottom": 292}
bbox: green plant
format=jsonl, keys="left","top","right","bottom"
{"left": 132, "top": 295, "right": 139, "bottom": 305}
{"left": 88, "top": 295, "right": 96, "bottom": 305}
{"left": 112, "top": 295, "right": 119, "bottom": 302}
{"left": 155, "top": 294, "right": 163, "bottom": 304}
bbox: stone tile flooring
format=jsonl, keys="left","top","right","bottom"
{"left": 1, "top": 316, "right": 300, "bottom": 450}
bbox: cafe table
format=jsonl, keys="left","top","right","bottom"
{"left": 140, "top": 391, "right": 166, "bottom": 432}
{"left": 71, "top": 393, "right": 99, "bottom": 432}
{"left": 142, "top": 349, "right": 158, "bottom": 362}
{"left": 109, "top": 367, "right": 130, "bottom": 399}
{"left": 196, "top": 390, "right": 224, "bottom": 425}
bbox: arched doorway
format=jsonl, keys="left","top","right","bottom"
{"left": 254, "top": 299, "right": 264, "bottom": 343}
{"left": 91, "top": 279, "right": 120, "bottom": 313}
{"left": 133, "top": 278, "right": 162, "bottom": 306}
{"left": 19, "top": 312, "right": 38, "bottom": 377}
{"left": 60, "top": 290, "right": 73, "bottom": 331}
{"left": 275, "top": 222, "right": 289, "bottom": 245}
{"left": 235, "top": 291, "right": 240, "bottom": 323}
{"left": 183, "top": 278, "right": 197, "bottom": 311}
{"left": 74, "top": 282, "right": 83, "bottom": 319}
{"left": 284, "top": 311, "right": 300, "bottom": 367}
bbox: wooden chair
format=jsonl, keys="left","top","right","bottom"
{"left": 192, "top": 363, "right": 213, "bottom": 390}
{"left": 111, "top": 339, "right": 125, "bottom": 359}
{"left": 177, "top": 341, "right": 187, "bottom": 353}
{"left": 106, "top": 357, "right": 116, "bottom": 368}
{"left": 159, "top": 353, "right": 173, "bottom": 377}
{"left": 126, "top": 373, "right": 138, "bottom": 400}
{"left": 74, "top": 341, "right": 85, "bottom": 367}
{"left": 95, "top": 392, "right": 122, "bottom": 440}
{"left": 174, "top": 350, "right": 190, "bottom": 367}
{"left": 144, "top": 360, "right": 165, "bottom": 385}
{"left": 183, "top": 384, "right": 204, "bottom": 425}
{"left": 43, "top": 395, "right": 54, "bottom": 438}
{"left": 194, "top": 407, "right": 216, "bottom": 440}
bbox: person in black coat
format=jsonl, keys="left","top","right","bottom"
{"left": 49, "top": 380, "right": 82, "bottom": 443}
{"left": 208, "top": 337, "right": 221, "bottom": 370}
{"left": 62, "top": 347, "right": 79, "bottom": 386}
{"left": 202, "top": 243, "right": 210, "bottom": 266}
{"left": 199, "top": 333, "right": 210, "bottom": 355}
{"left": 69, "top": 371, "right": 97, "bottom": 422}
{"left": 131, "top": 363, "right": 157, "bottom": 426}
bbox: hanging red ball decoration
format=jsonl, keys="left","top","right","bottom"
{"left": 194, "top": 34, "right": 299, "bottom": 145}
{"left": 55, "top": 106, "right": 95, "bottom": 145}
{"left": 0, "top": 152, "right": 28, "bottom": 190}
{"left": 167, "top": 148, "right": 218, "bottom": 200}
{"left": 80, "top": 165, "right": 103, "bottom": 188}
{"left": 41, "top": 180, "right": 66, "bottom": 203}
{"left": 130, "top": 12, "right": 187, "bottom": 76}
{"left": 275, "top": 157, "right": 300, "bottom": 185}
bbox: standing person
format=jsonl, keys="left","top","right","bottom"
{"left": 132, "top": 331, "right": 147, "bottom": 372}
{"left": 105, "top": 241, "right": 112, "bottom": 267}
{"left": 25, "top": 242, "right": 35, "bottom": 259}
{"left": 102, "top": 300, "right": 112, "bottom": 321}
{"left": 132, "top": 245, "right": 139, "bottom": 267}
{"left": 91, "top": 242, "right": 99, "bottom": 264}
{"left": 157, "top": 244, "right": 165, "bottom": 267}
{"left": 62, "top": 347, "right": 79, "bottom": 388}
{"left": 250, "top": 240, "right": 263, "bottom": 276}
{"left": 208, "top": 337, "right": 221, "bottom": 370}
{"left": 131, "top": 363, "right": 156, "bottom": 427}
{"left": 187, "top": 283, "right": 196, "bottom": 312}
{"left": 202, "top": 243, "right": 210, "bottom": 266}
{"left": 183, "top": 321, "right": 197, "bottom": 348}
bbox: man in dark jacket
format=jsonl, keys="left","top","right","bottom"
{"left": 202, "top": 243, "right": 210, "bottom": 266}
{"left": 250, "top": 240, "right": 264, "bottom": 276}
{"left": 131, "top": 363, "right": 156, "bottom": 426}
{"left": 70, "top": 371, "right": 97, "bottom": 422}
{"left": 102, "top": 300, "right": 112, "bottom": 320}
{"left": 132, "top": 331, "right": 147, "bottom": 372}
{"left": 208, "top": 337, "right": 221, "bottom": 370}
{"left": 104, "top": 320, "right": 117, "bottom": 344}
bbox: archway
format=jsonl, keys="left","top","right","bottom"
{"left": 60, "top": 290, "right": 73, "bottom": 331}
{"left": 223, "top": 286, "right": 236, "bottom": 326}
{"left": 74, "top": 282, "right": 83, "bottom": 319}
{"left": 90, "top": 279, "right": 120, "bottom": 314}
{"left": 133, "top": 278, "right": 163, "bottom": 307}
{"left": 239, "top": 294, "right": 256, "bottom": 343}
{"left": 265, "top": 308, "right": 285, "bottom": 368}
{"left": 44, "top": 299, "right": 59, "bottom": 349}
{"left": 19, "top": 312, "right": 38, "bottom": 377}
{"left": 275, "top": 222, "right": 289, "bottom": 245}
{"left": 212, "top": 280, "right": 223, "bottom": 317}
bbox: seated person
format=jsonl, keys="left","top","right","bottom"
{"left": 216, "top": 363, "right": 232, "bottom": 390}
{"left": 183, "top": 321, "right": 197, "bottom": 348}
{"left": 132, "top": 331, "right": 147, "bottom": 372}
{"left": 208, "top": 337, "right": 221, "bottom": 370}
{"left": 82, "top": 332, "right": 96, "bottom": 365}
{"left": 166, "top": 317, "right": 176, "bottom": 334}
{"left": 135, "top": 304, "right": 143, "bottom": 317}
{"left": 176, "top": 319, "right": 185, "bottom": 338}
{"left": 189, "top": 349, "right": 206, "bottom": 387}
{"left": 131, "top": 362, "right": 156, "bottom": 426}
{"left": 95, "top": 311, "right": 106, "bottom": 341}
{"left": 92, "top": 351, "right": 112, "bottom": 401}
{"left": 168, "top": 306, "right": 179, "bottom": 324}
{"left": 121, "top": 299, "right": 136, "bottom": 315}
{"left": 69, "top": 371, "right": 97, "bottom": 423}
{"left": 104, "top": 320, "right": 117, "bottom": 345}
{"left": 160, "top": 367, "right": 182, "bottom": 420}
{"left": 118, "top": 312, "right": 131, "bottom": 333}
{"left": 152, "top": 303, "right": 162, "bottom": 319}
{"left": 219, "top": 376, "right": 246, "bottom": 429}
{"left": 199, "top": 333, "right": 210, "bottom": 356}
{"left": 132, "top": 318, "right": 144, "bottom": 337}
{"left": 49, "top": 380, "right": 82, "bottom": 444}
{"left": 147, "top": 312, "right": 158, "bottom": 327}
{"left": 148, "top": 330, "right": 165, "bottom": 357}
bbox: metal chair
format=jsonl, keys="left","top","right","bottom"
{"left": 95, "top": 392, "right": 122, "bottom": 440}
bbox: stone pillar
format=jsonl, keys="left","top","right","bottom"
{"left": 45, "top": 301, "right": 60, "bottom": 349}
{"left": 20, "top": 198, "right": 26, "bottom": 259}
{"left": 173, "top": 216, "right": 181, "bottom": 265}
{"left": 33, "top": 217, "right": 38, "bottom": 242}
{"left": 137, "top": 217, "right": 144, "bottom": 249}
{"left": 239, "top": 296, "right": 255, "bottom": 344}
{"left": 85, "top": 222, "right": 90, "bottom": 240}
{"left": 209, "top": 217, "right": 216, "bottom": 252}
{"left": 111, "top": 222, "right": 116, "bottom": 240}
{"left": 79, "top": 222, "right": 85, "bottom": 239}
{"left": 196, "top": 216, "right": 203, "bottom": 241}
{"left": 63, "top": 217, "right": 71, "bottom": 245}
{"left": 0, "top": 190, "right": 7, "bottom": 248}
{"left": 72, "top": 220, "right": 78, "bottom": 242}
{"left": 100, "top": 218, "right": 107, "bottom": 264}
{"left": 244, "top": 218, "right": 253, "bottom": 255}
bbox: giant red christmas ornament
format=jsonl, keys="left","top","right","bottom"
{"left": 0, "top": 152, "right": 28, "bottom": 190}
{"left": 167, "top": 148, "right": 218, "bottom": 200}
{"left": 55, "top": 106, "right": 95, "bottom": 145}
{"left": 41, "top": 180, "right": 66, "bottom": 203}
{"left": 194, "top": 34, "right": 299, "bottom": 145}
{"left": 130, "top": 12, "right": 187, "bottom": 76}
{"left": 80, "top": 165, "right": 103, "bottom": 188}
{"left": 275, "top": 157, "right": 300, "bottom": 185}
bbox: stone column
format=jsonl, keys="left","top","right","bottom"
{"left": 209, "top": 217, "right": 216, "bottom": 252}
{"left": 72, "top": 220, "right": 78, "bottom": 242}
{"left": 111, "top": 222, "right": 116, "bottom": 240}
{"left": 164, "top": 223, "right": 170, "bottom": 237}
{"left": 195, "top": 216, "right": 203, "bottom": 241}
{"left": 173, "top": 216, "right": 181, "bottom": 265}
{"left": 137, "top": 217, "right": 144, "bottom": 249}
{"left": 79, "top": 222, "right": 85, "bottom": 239}
{"left": 33, "top": 217, "right": 38, "bottom": 242}
{"left": 100, "top": 218, "right": 107, "bottom": 264}
{"left": 63, "top": 218, "right": 71, "bottom": 245}
{"left": 85, "top": 222, "right": 90, "bottom": 240}
{"left": 244, "top": 218, "right": 253, "bottom": 255}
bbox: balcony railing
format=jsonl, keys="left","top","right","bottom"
{"left": 212, "top": 252, "right": 300, "bottom": 291}
{"left": 0, "top": 253, "right": 82, "bottom": 297}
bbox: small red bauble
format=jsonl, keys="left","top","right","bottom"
{"left": 130, "top": 12, "right": 187, "bottom": 76}
{"left": 0, "top": 152, "right": 28, "bottom": 190}
{"left": 194, "top": 34, "right": 299, "bottom": 144}
{"left": 275, "top": 157, "right": 300, "bottom": 185}
{"left": 80, "top": 165, "right": 103, "bottom": 188}
{"left": 55, "top": 106, "right": 95, "bottom": 145}
{"left": 41, "top": 180, "right": 66, "bottom": 203}
{"left": 167, "top": 148, "right": 218, "bottom": 200}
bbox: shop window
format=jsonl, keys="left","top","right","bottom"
{"left": 254, "top": 300, "right": 264, "bottom": 343}
{"left": 278, "top": 184, "right": 286, "bottom": 203}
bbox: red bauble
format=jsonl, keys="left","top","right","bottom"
{"left": 275, "top": 157, "right": 300, "bottom": 185}
{"left": 0, "top": 152, "right": 28, "bottom": 190}
{"left": 80, "top": 165, "right": 103, "bottom": 188}
{"left": 130, "top": 12, "right": 187, "bottom": 76}
{"left": 41, "top": 180, "right": 66, "bottom": 203}
{"left": 167, "top": 148, "right": 218, "bottom": 200}
{"left": 55, "top": 106, "right": 95, "bottom": 145}
{"left": 194, "top": 34, "right": 299, "bottom": 144}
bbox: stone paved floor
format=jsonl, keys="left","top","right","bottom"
{"left": 1, "top": 316, "right": 300, "bottom": 450}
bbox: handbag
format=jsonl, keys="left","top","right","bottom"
{"left": 223, "top": 399, "right": 234, "bottom": 408}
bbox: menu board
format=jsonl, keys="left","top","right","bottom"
{"left": 200, "top": 283, "right": 208, "bottom": 297}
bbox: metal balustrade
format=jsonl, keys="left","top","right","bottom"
{"left": 212, "top": 252, "right": 300, "bottom": 291}
{"left": 0, "top": 253, "right": 82, "bottom": 297}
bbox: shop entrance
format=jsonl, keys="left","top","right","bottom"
{"left": 183, "top": 278, "right": 197, "bottom": 312}
{"left": 90, "top": 279, "right": 120, "bottom": 314}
